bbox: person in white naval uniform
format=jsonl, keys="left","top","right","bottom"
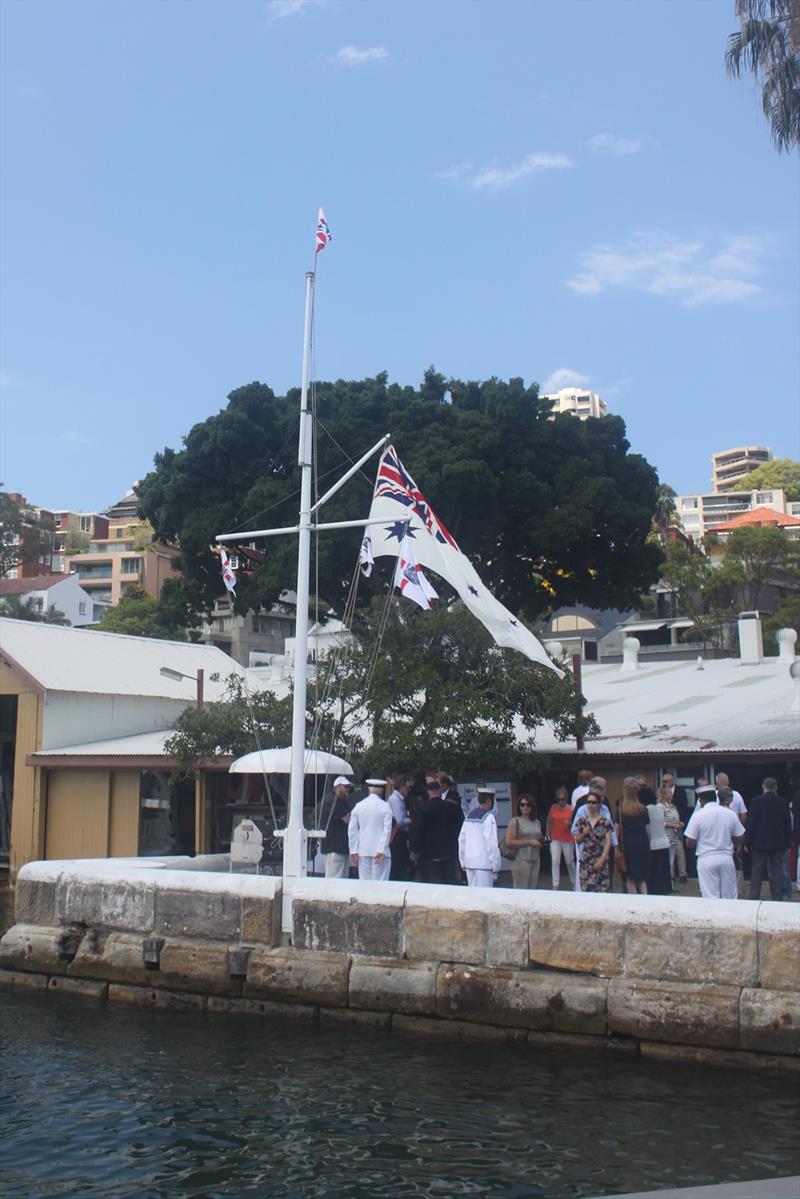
{"left": 684, "top": 783, "right": 745, "bottom": 899}
{"left": 458, "top": 787, "right": 501, "bottom": 887}
{"left": 349, "top": 778, "right": 393, "bottom": 881}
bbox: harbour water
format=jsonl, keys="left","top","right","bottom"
{"left": 1, "top": 989, "right": 798, "bottom": 1198}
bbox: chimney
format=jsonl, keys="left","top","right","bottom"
{"left": 776, "top": 627, "right": 798, "bottom": 664}
{"left": 620, "top": 636, "right": 640, "bottom": 673}
{"left": 737, "top": 612, "right": 763, "bottom": 665}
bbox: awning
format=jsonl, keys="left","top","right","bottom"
{"left": 619, "top": 620, "right": 668, "bottom": 633}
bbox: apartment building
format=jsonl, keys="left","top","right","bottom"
{"left": 711, "top": 445, "right": 772, "bottom": 493}
{"left": 677, "top": 487, "right": 800, "bottom": 541}
{"left": 541, "top": 387, "right": 608, "bottom": 420}
{"left": 50, "top": 509, "right": 109, "bottom": 575}
{"left": 67, "top": 518, "right": 181, "bottom": 606}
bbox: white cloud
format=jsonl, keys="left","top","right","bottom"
{"left": 334, "top": 45, "right": 388, "bottom": 67}
{"left": 437, "top": 152, "right": 574, "bottom": 191}
{"left": 588, "top": 132, "right": 649, "bottom": 156}
{"left": 566, "top": 232, "right": 765, "bottom": 307}
{"left": 541, "top": 368, "right": 591, "bottom": 394}
{"left": 266, "top": 0, "right": 309, "bottom": 20}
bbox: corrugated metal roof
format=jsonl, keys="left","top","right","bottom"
{"left": 31, "top": 729, "right": 174, "bottom": 757}
{"left": 531, "top": 652, "right": 800, "bottom": 756}
{"left": 0, "top": 617, "right": 246, "bottom": 700}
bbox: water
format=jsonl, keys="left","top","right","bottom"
{"left": 1, "top": 991, "right": 798, "bottom": 1198}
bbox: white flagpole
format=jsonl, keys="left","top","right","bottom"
{"left": 282, "top": 268, "right": 316, "bottom": 933}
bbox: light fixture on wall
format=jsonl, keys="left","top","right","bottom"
{"left": 159, "top": 665, "right": 204, "bottom": 710}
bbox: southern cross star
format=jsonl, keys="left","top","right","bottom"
{"left": 384, "top": 521, "right": 415, "bottom": 543}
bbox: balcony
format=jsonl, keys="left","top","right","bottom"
{"left": 75, "top": 567, "right": 113, "bottom": 580}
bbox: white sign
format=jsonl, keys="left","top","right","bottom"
{"left": 230, "top": 819, "right": 263, "bottom": 867}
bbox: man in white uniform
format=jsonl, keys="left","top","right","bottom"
{"left": 684, "top": 783, "right": 745, "bottom": 899}
{"left": 458, "top": 786, "right": 501, "bottom": 887}
{"left": 571, "top": 769, "right": 593, "bottom": 809}
{"left": 348, "top": 778, "right": 393, "bottom": 881}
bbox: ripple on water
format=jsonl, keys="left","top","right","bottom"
{"left": 1, "top": 990, "right": 799, "bottom": 1199}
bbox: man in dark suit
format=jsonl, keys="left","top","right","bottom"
{"left": 662, "top": 770, "right": 689, "bottom": 882}
{"left": 747, "top": 777, "right": 792, "bottom": 901}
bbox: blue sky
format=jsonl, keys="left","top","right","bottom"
{"left": 1, "top": 0, "right": 798, "bottom": 514}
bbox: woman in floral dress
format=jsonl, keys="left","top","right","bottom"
{"left": 573, "top": 791, "right": 613, "bottom": 892}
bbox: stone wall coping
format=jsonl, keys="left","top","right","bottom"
{"left": 291, "top": 878, "right": 408, "bottom": 908}
{"left": 756, "top": 904, "right": 800, "bottom": 934}
{"left": 19, "top": 859, "right": 281, "bottom": 900}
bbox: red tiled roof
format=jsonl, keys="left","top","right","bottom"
{"left": 708, "top": 506, "right": 800, "bottom": 533}
{"left": 0, "top": 573, "right": 71, "bottom": 595}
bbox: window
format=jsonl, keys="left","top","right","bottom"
{"left": 80, "top": 516, "right": 92, "bottom": 532}
{"left": 79, "top": 602, "right": 87, "bottom": 615}
{"left": 756, "top": 492, "right": 773, "bottom": 504}
{"left": 115, "top": 527, "right": 126, "bottom": 538}
{"left": 121, "top": 557, "right": 141, "bottom": 574}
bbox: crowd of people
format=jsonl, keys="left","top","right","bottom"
{"left": 319, "top": 767, "right": 797, "bottom": 901}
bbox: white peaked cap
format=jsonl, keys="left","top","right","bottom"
{"left": 333, "top": 776, "right": 353, "bottom": 787}
{"left": 366, "top": 778, "right": 387, "bottom": 787}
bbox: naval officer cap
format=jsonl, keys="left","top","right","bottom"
{"left": 476, "top": 785, "right": 496, "bottom": 798}
{"left": 696, "top": 784, "right": 717, "bottom": 798}
{"left": 366, "top": 777, "right": 387, "bottom": 787}
{"left": 333, "top": 776, "right": 353, "bottom": 789}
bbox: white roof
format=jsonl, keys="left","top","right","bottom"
{"left": 532, "top": 651, "right": 800, "bottom": 757}
{"left": 0, "top": 617, "right": 246, "bottom": 700}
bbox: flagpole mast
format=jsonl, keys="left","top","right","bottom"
{"left": 282, "top": 267, "right": 316, "bottom": 933}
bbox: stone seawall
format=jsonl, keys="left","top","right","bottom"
{"left": 1, "top": 861, "right": 798, "bottom": 1071}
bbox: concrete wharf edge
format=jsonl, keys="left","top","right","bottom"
{"left": 1, "top": 860, "right": 798, "bottom": 1071}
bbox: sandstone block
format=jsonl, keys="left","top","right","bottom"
{"left": 47, "top": 976, "right": 107, "bottom": 999}
{"left": 641, "top": 1041, "right": 800, "bottom": 1074}
{"left": 245, "top": 947, "right": 350, "bottom": 1008}
{"left": 608, "top": 978, "right": 740, "bottom": 1049}
{"left": 207, "top": 994, "right": 318, "bottom": 1021}
{"left": 740, "top": 987, "right": 800, "bottom": 1057}
{"left": 624, "top": 922, "right": 757, "bottom": 987}
{"left": 404, "top": 905, "right": 486, "bottom": 964}
{"left": 349, "top": 959, "right": 437, "bottom": 1015}
{"left": 293, "top": 896, "right": 403, "bottom": 957}
{"left": 392, "top": 1014, "right": 465, "bottom": 1040}
{"left": 319, "top": 1008, "right": 391, "bottom": 1029}
{"left": 57, "top": 879, "right": 155, "bottom": 933}
{"left": 15, "top": 877, "right": 57, "bottom": 926}
{"left": 757, "top": 906, "right": 800, "bottom": 992}
{"left": 108, "top": 982, "right": 205, "bottom": 1011}
{"left": 436, "top": 964, "right": 607, "bottom": 1035}
{"left": 0, "top": 924, "right": 70, "bottom": 974}
{"left": 158, "top": 939, "right": 240, "bottom": 996}
{"left": 69, "top": 931, "right": 151, "bottom": 987}
{"left": 0, "top": 970, "right": 49, "bottom": 990}
{"left": 241, "top": 894, "right": 281, "bottom": 946}
{"left": 155, "top": 888, "right": 241, "bottom": 940}
{"left": 486, "top": 910, "right": 529, "bottom": 968}
{"left": 529, "top": 914, "right": 623, "bottom": 977}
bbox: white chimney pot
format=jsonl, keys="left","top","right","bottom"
{"left": 621, "top": 636, "right": 640, "bottom": 673}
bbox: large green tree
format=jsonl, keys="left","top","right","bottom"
{"left": 726, "top": 0, "right": 800, "bottom": 153}
{"left": 137, "top": 372, "right": 662, "bottom": 626}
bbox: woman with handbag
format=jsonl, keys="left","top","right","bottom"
{"left": 505, "top": 794, "right": 543, "bottom": 889}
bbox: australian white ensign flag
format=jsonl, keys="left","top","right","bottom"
{"left": 366, "top": 446, "right": 561, "bottom": 673}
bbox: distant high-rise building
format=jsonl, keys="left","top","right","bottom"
{"left": 542, "top": 387, "right": 608, "bottom": 420}
{"left": 711, "top": 445, "right": 772, "bottom": 493}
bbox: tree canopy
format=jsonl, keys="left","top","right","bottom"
{"left": 0, "top": 490, "right": 55, "bottom": 578}
{"left": 137, "top": 372, "right": 663, "bottom": 627}
{"left": 738, "top": 457, "right": 800, "bottom": 501}
{"left": 726, "top": 0, "right": 800, "bottom": 153}
{"left": 0, "top": 595, "right": 70, "bottom": 625}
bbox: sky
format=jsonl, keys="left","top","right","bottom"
{"left": 1, "top": 0, "right": 798, "bottom": 515}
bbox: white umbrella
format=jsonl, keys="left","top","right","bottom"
{"left": 228, "top": 747, "right": 353, "bottom": 775}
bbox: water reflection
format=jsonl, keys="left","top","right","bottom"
{"left": 1, "top": 990, "right": 798, "bottom": 1198}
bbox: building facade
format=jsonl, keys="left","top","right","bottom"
{"left": 677, "top": 486, "right": 800, "bottom": 542}
{"left": 711, "top": 445, "right": 772, "bottom": 493}
{"left": 67, "top": 519, "right": 181, "bottom": 606}
{"left": 541, "top": 387, "right": 608, "bottom": 420}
